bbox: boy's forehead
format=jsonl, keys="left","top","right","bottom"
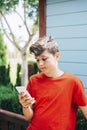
{"left": 35, "top": 50, "right": 50, "bottom": 58}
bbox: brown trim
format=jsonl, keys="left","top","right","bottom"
{"left": 0, "top": 109, "right": 29, "bottom": 130}
{"left": 39, "top": 0, "right": 46, "bottom": 37}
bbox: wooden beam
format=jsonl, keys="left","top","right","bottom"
{"left": 39, "top": 0, "right": 46, "bottom": 37}
{"left": 0, "top": 109, "right": 29, "bottom": 125}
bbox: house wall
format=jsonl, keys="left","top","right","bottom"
{"left": 46, "top": 0, "right": 87, "bottom": 93}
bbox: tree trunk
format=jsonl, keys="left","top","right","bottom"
{"left": 21, "top": 52, "right": 28, "bottom": 87}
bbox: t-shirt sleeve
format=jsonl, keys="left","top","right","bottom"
{"left": 73, "top": 78, "right": 87, "bottom": 106}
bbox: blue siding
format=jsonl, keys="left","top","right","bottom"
{"left": 47, "top": 12, "right": 87, "bottom": 27}
{"left": 47, "top": 0, "right": 87, "bottom": 15}
{"left": 47, "top": 25, "right": 87, "bottom": 37}
{"left": 46, "top": 0, "right": 87, "bottom": 92}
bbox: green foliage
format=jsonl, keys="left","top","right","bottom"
{"left": 6, "top": 64, "right": 11, "bottom": 84}
{"left": 0, "top": 85, "right": 22, "bottom": 114}
{"left": 75, "top": 109, "right": 87, "bottom": 130}
{"left": 0, "top": 33, "right": 7, "bottom": 66}
{"left": 0, "top": 0, "right": 38, "bottom": 25}
{"left": 0, "top": 0, "right": 19, "bottom": 12}
{"left": 0, "top": 65, "right": 6, "bottom": 85}
{"left": 15, "top": 63, "right": 22, "bottom": 86}
{"left": 0, "top": 85, "right": 26, "bottom": 130}
{"left": 0, "top": 65, "right": 11, "bottom": 85}
{"left": 27, "top": 0, "right": 39, "bottom": 24}
{"left": 0, "top": 33, "right": 10, "bottom": 85}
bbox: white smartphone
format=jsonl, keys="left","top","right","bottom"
{"left": 16, "top": 86, "right": 35, "bottom": 104}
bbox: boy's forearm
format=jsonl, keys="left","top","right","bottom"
{"left": 79, "top": 105, "right": 87, "bottom": 119}
{"left": 23, "top": 106, "right": 34, "bottom": 120}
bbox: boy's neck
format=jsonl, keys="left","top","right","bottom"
{"left": 46, "top": 69, "right": 64, "bottom": 78}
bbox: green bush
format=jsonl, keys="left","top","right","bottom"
{"left": 6, "top": 64, "right": 11, "bottom": 85}
{"left": 75, "top": 109, "right": 87, "bottom": 130}
{"left": 0, "top": 85, "right": 22, "bottom": 114}
{"left": 0, "top": 65, "right": 11, "bottom": 85}
{"left": 15, "top": 63, "right": 22, "bottom": 86}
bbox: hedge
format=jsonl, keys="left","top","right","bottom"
{"left": 0, "top": 85, "right": 22, "bottom": 114}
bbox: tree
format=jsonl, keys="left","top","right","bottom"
{"left": 0, "top": 0, "right": 39, "bottom": 86}
{"left": 0, "top": 32, "right": 7, "bottom": 65}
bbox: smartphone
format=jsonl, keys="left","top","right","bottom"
{"left": 16, "top": 86, "right": 35, "bottom": 104}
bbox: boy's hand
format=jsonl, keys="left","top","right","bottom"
{"left": 18, "top": 92, "right": 35, "bottom": 108}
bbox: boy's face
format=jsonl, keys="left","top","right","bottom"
{"left": 35, "top": 50, "right": 60, "bottom": 76}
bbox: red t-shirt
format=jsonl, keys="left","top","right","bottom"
{"left": 26, "top": 72, "right": 87, "bottom": 130}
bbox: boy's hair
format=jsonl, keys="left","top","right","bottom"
{"left": 30, "top": 36, "right": 59, "bottom": 56}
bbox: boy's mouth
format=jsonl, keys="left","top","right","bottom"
{"left": 40, "top": 67, "right": 46, "bottom": 71}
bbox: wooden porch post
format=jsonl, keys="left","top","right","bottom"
{"left": 39, "top": 0, "right": 46, "bottom": 37}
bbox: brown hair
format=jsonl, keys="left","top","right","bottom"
{"left": 30, "top": 36, "right": 59, "bottom": 56}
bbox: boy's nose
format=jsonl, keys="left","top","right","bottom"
{"left": 39, "top": 60, "right": 44, "bottom": 65}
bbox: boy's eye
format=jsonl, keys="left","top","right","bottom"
{"left": 42, "top": 57, "right": 48, "bottom": 61}
{"left": 36, "top": 57, "right": 48, "bottom": 62}
{"left": 36, "top": 59, "right": 39, "bottom": 62}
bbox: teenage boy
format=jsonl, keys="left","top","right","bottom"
{"left": 19, "top": 36, "right": 87, "bottom": 130}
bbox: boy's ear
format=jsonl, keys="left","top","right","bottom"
{"left": 55, "top": 52, "right": 60, "bottom": 59}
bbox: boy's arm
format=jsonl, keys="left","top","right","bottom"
{"left": 23, "top": 106, "right": 34, "bottom": 120}
{"left": 79, "top": 106, "right": 87, "bottom": 119}
{"left": 18, "top": 93, "right": 34, "bottom": 120}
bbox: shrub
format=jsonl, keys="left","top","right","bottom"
{"left": 75, "top": 109, "right": 87, "bottom": 130}
{"left": 15, "top": 63, "right": 22, "bottom": 86}
{"left": 0, "top": 85, "right": 22, "bottom": 114}
{"left": 0, "top": 65, "right": 11, "bottom": 85}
